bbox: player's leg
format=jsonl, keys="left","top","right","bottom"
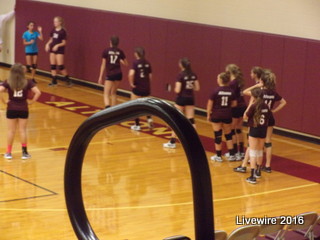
{"left": 164, "top": 104, "right": 184, "bottom": 149}
{"left": 210, "top": 122, "right": 223, "bottom": 162}
{"left": 130, "top": 92, "right": 141, "bottom": 131}
{"left": 18, "top": 118, "right": 31, "bottom": 159}
{"left": 185, "top": 105, "right": 196, "bottom": 128}
{"left": 56, "top": 54, "right": 72, "bottom": 86}
{"left": 25, "top": 54, "right": 32, "bottom": 74}
{"left": 263, "top": 126, "right": 273, "bottom": 173}
{"left": 5, "top": 118, "right": 18, "bottom": 159}
{"left": 49, "top": 53, "right": 58, "bottom": 86}
{"left": 235, "top": 116, "right": 245, "bottom": 159}
{"left": 110, "top": 80, "right": 120, "bottom": 106}
{"left": 247, "top": 136, "right": 258, "bottom": 184}
{"left": 222, "top": 122, "right": 236, "bottom": 161}
{"left": 31, "top": 54, "right": 38, "bottom": 82}
{"left": 230, "top": 117, "right": 237, "bottom": 157}
{"left": 255, "top": 138, "right": 265, "bottom": 179}
{"left": 103, "top": 80, "right": 113, "bottom": 108}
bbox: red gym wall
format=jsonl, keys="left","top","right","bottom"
{"left": 15, "top": 0, "right": 320, "bottom": 137}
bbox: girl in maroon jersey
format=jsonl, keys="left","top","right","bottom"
{"left": 163, "top": 58, "right": 200, "bottom": 149}
{"left": 207, "top": 72, "right": 237, "bottom": 162}
{"left": 226, "top": 64, "right": 247, "bottom": 160}
{"left": 242, "top": 70, "right": 286, "bottom": 173}
{"left": 98, "top": 35, "right": 128, "bottom": 108}
{"left": 128, "top": 47, "right": 153, "bottom": 131}
{"left": 0, "top": 63, "right": 41, "bottom": 160}
{"left": 45, "top": 16, "right": 72, "bottom": 87}
{"left": 243, "top": 87, "right": 271, "bottom": 184}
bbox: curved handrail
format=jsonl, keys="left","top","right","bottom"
{"left": 64, "top": 98, "right": 214, "bottom": 240}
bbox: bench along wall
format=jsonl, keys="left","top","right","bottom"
{"left": 15, "top": 0, "right": 320, "bottom": 136}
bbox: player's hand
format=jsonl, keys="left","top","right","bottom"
{"left": 52, "top": 45, "right": 59, "bottom": 52}
{"left": 37, "top": 26, "right": 42, "bottom": 32}
{"left": 256, "top": 82, "right": 263, "bottom": 88}
{"left": 30, "top": 39, "right": 35, "bottom": 44}
{"left": 98, "top": 78, "right": 103, "bottom": 85}
{"left": 45, "top": 44, "right": 50, "bottom": 52}
{"left": 28, "top": 100, "right": 34, "bottom": 105}
{"left": 130, "top": 83, "right": 136, "bottom": 88}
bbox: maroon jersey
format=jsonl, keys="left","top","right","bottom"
{"left": 49, "top": 28, "right": 67, "bottom": 53}
{"left": 262, "top": 89, "right": 282, "bottom": 110}
{"left": 210, "top": 86, "right": 236, "bottom": 119}
{"left": 102, "top": 47, "right": 126, "bottom": 76}
{"left": 246, "top": 102, "right": 271, "bottom": 127}
{"left": 132, "top": 59, "right": 152, "bottom": 93}
{"left": 1, "top": 79, "right": 35, "bottom": 111}
{"left": 229, "top": 78, "right": 246, "bottom": 107}
{"left": 177, "top": 71, "right": 198, "bottom": 98}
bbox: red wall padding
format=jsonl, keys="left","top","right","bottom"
{"left": 15, "top": 0, "right": 320, "bottom": 136}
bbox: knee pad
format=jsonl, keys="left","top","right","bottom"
{"left": 51, "top": 64, "right": 57, "bottom": 70}
{"left": 32, "top": 64, "right": 37, "bottom": 69}
{"left": 264, "top": 142, "right": 272, "bottom": 148}
{"left": 188, "top": 118, "right": 195, "bottom": 124}
{"left": 214, "top": 130, "right": 222, "bottom": 144}
{"left": 257, "top": 150, "right": 263, "bottom": 157}
{"left": 236, "top": 128, "right": 242, "bottom": 134}
{"left": 231, "top": 129, "right": 236, "bottom": 136}
{"left": 58, "top": 65, "right": 65, "bottom": 70}
{"left": 249, "top": 149, "right": 258, "bottom": 158}
{"left": 224, "top": 132, "right": 233, "bottom": 141}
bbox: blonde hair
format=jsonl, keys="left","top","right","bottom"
{"left": 8, "top": 63, "right": 27, "bottom": 91}
{"left": 54, "top": 16, "right": 65, "bottom": 28}
{"left": 226, "top": 63, "right": 245, "bottom": 89}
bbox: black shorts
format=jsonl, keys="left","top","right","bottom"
{"left": 268, "top": 113, "right": 275, "bottom": 126}
{"left": 249, "top": 126, "right": 267, "bottom": 138}
{"left": 26, "top": 52, "right": 38, "bottom": 56}
{"left": 232, "top": 106, "right": 247, "bottom": 118}
{"left": 175, "top": 96, "right": 194, "bottom": 106}
{"left": 132, "top": 88, "right": 150, "bottom": 97}
{"left": 106, "top": 73, "right": 123, "bottom": 81}
{"left": 7, "top": 110, "right": 29, "bottom": 119}
{"left": 211, "top": 118, "right": 232, "bottom": 124}
{"left": 50, "top": 49, "right": 65, "bottom": 55}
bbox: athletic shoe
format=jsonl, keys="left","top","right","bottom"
{"left": 227, "top": 155, "right": 236, "bottom": 161}
{"left": 163, "top": 142, "right": 176, "bottom": 149}
{"left": 211, "top": 155, "right": 223, "bottom": 162}
{"left": 246, "top": 176, "right": 257, "bottom": 184}
{"left": 235, "top": 152, "right": 242, "bottom": 161}
{"left": 147, "top": 119, "right": 154, "bottom": 129}
{"left": 48, "top": 82, "right": 58, "bottom": 87}
{"left": 254, "top": 169, "right": 261, "bottom": 178}
{"left": 4, "top": 153, "right": 12, "bottom": 159}
{"left": 22, "top": 152, "right": 31, "bottom": 160}
{"left": 131, "top": 125, "right": 141, "bottom": 131}
{"left": 233, "top": 166, "right": 247, "bottom": 173}
{"left": 261, "top": 166, "right": 272, "bottom": 173}
{"left": 224, "top": 152, "right": 230, "bottom": 158}
{"left": 239, "top": 152, "right": 245, "bottom": 159}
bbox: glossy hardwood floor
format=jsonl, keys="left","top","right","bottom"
{"left": 0, "top": 67, "right": 319, "bottom": 240}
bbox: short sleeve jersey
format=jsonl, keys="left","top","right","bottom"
{"left": 49, "top": 28, "right": 67, "bottom": 52}
{"left": 176, "top": 71, "right": 198, "bottom": 98}
{"left": 229, "top": 78, "right": 246, "bottom": 107}
{"left": 132, "top": 59, "right": 152, "bottom": 93}
{"left": 1, "top": 79, "right": 35, "bottom": 111}
{"left": 102, "top": 47, "right": 126, "bottom": 77}
{"left": 246, "top": 102, "right": 271, "bottom": 127}
{"left": 22, "top": 31, "right": 40, "bottom": 53}
{"left": 262, "top": 89, "right": 283, "bottom": 110}
{"left": 210, "top": 86, "right": 236, "bottom": 119}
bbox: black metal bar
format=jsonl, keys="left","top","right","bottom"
{"left": 64, "top": 98, "right": 214, "bottom": 240}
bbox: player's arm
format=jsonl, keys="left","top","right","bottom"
{"left": 120, "top": 59, "right": 128, "bottom": 67}
{"left": 243, "top": 82, "right": 263, "bottom": 96}
{"left": 52, "top": 39, "right": 66, "bottom": 51}
{"left": 37, "top": 26, "right": 43, "bottom": 41}
{"left": 231, "top": 99, "right": 237, "bottom": 108}
{"left": 28, "top": 86, "right": 41, "bottom": 105}
{"left": 23, "top": 37, "right": 34, "bottom": 45}
{"left": 98, "top": 58, "right": 106, "bottom": 84}
{"left": 174, "top": 82, "right": 182, "bottom": 94}
{"left": 128, "top": 69, "right": 135, "bottom": 88}
{"left": 194, "top": 80, "right": 200, "bottom": 91}
{"left": 206, "top": 99, "right": 213, "bottom": 121}
{"left": 149, "top": 73, "right": 152, "bottom": 82}
{"left": 272, "top": 98, "right": 287, "bottom": 114}
{"left": 45, "top": 37, "right": 53, "bottom": 52}
{"left": 0, "top": 86, "right": 7, "bottom": 104}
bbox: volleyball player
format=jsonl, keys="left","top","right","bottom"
{"left": 207, "top": 72, "right": 237, "bottom": 162}
{"left": 98, "top": 36, "right": 128, "bottom": 108}
{"left": 163, "top": 58, "right": 200, "bottom": 149}
{"left": 0, "top": 10, "right": 14, "bottom": 53}
{"left": 128, "top": 47, "right": 153, "bottom": 131}
{"left": 226, "top": 64, "right": 247, "bottom": 160}
{"left": 22, "top": 21, "right": 43, "bottom": 83}
{"left": 242, "top": 70, "right": 286, "bottom": 173}
{"left": 0, "top": 63, "right": 41, "bottom": 160}
{"left": 243, "top": 87, "right": 270, "bottom": 184}
{"left": 45, "top": 16, "right": 72, "bottom": 87}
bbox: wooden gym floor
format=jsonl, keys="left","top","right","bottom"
{"left": 0, "top": 67, "right": 319, "bottom": 240}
